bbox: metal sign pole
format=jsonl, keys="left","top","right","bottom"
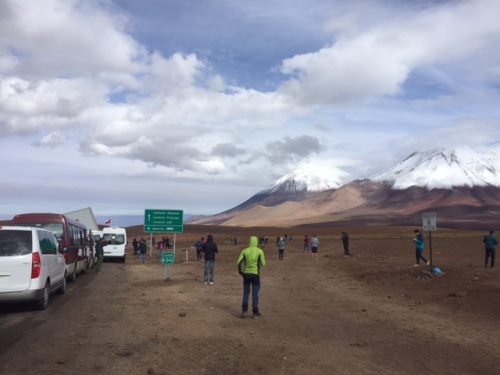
{"left": 173, "top": 233, "right": 176, "bottom": 257}
{"left": 150, "top": 233, "right": 153, "bottom": 258}
{"left": 429, "top": 231, "right": 433, "bottom": 268}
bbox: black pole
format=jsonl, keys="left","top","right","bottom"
{"left": 429, "top": 231, "right": 433, "bottom": 268}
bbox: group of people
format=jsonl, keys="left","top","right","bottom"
{"left": 192, "top": 234, "right": 265, "bottom": 319}
{"left": 132, "top": 237, "right": 148, "bottom": 263}
{"left": 412, "top": 228, "right": 496, "bottom": 269}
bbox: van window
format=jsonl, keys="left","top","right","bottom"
{"left": 103, "top": 234, "right": 125, "bottom": 245}
{"left": 0, "top": 230, "right": 32, "bottom": 256}
{"left": 39, "top": 232, "right": 57, "bottom": 255}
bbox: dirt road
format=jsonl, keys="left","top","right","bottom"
{"left": 1, "top": 228, "right": 499, "bottom": 374}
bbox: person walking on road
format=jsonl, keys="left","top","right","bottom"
{"left": 202, "top": 235, "right": 218, "bottom": 284}
{"left": 237, "top": 236, "right": 266, "bottom": 319}
{"left": 95, "top": 238, "right": 104, "bottom": 272}
{"left": 413, "top": 229, "right": 430, "bottom": 266}
{"left": 341, "top": 232, "right": 350, "bottom": 256}
{"left": 277, "top": 237, "right": 286, "bottom": 260}
{"left": 483, "top": 229, "right": 497, "bottom": 268}
{"left": 310, "top": 235, "right": 319, "bottom": 261}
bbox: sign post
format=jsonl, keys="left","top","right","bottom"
{"left": 422, "top": 212, "right": 437, "bottom": 268}
{"left": 144, "top": 209, "right": 184, "bottom": 255}
{"left": 144, "top": 209, "right": 184, "bottom": 279}
{"left": 161, "top": 251, "right": 176, "bottom": 279}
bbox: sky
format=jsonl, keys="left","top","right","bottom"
{"left": 1, "top": 0, "right": 500, "bottom": 217}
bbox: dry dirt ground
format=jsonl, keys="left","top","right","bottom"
{"left": 1, "top": 225, "right": 500, "bottom": 374}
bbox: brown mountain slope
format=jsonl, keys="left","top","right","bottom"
{"left": 191, "top": 181, "right": 500, "bottom": 229}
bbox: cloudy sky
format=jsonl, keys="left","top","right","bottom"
{"left": 1, "top": 0, "right": 500, "bottom": 217}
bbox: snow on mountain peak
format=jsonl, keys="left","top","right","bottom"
{"left": 375, "top": 147, "right": 500, "bottom": 189}
{"left": 267, "top": 164, "right": 346, "bottom": 193}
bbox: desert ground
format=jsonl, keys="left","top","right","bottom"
{"left": 1, "top": 225, "right": 499, "bottom": 374}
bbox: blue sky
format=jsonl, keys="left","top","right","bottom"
{"left": 1, "top": 0, "right": 500, "bottom": 217}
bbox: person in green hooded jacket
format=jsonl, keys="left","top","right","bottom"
{"left": 237, "top": 236, "right": 266, "bottom": 319}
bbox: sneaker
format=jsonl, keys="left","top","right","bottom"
{"left": 204, "top": 281, "right": 208, "bottom": 284}
{"left": 426, "top": 261, "right": 431, "bottom": 266}
{"left": 252, "top": 313, "right": 261, "bottom": 320}
{"left": 240, "top": 312, "right": 248, "bottom": 319}
{"left": 209, "top": 281, "right": 214, "bottom": 285}
{"left": 413, "top": 264, "right": 420, "bottom": 267}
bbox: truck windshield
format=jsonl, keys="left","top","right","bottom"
{"left": 16, "top": 223, "right": 64, "bottom": 241}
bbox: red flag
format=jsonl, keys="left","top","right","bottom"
{"left": 105, "top": 219, "right": 112, "bottom": 225}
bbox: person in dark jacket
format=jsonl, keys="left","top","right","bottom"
{"left": 95, "top": 238, "right": 104, "bottom": 272}
{"left": 195, "top": 237, "right": 204, "bottom": 261}
{"left": 483, "top": 230, "right": 497, "bottom": 268}
{"left": 202, "top": 235, "right": 218, "bottom": 284}
{"left": 341, "top": 232, "right": 350, "bottom": 256}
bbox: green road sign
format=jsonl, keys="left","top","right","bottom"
{"left": 144, "top": 209, "right": 184, "bottom": 233}
{"left": 161, "top": 252, "right": 176, "bottom": 265}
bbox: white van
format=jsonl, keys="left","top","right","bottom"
{"left": 102, "top": 227, "right": 127, "bottom": 262}
{"left": 0, "top": 226, "right": 66, "bottom": 309}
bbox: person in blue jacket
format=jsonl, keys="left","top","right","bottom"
{"left": 413, "top": 229, "right": 430, "bottom": 266}
{"left": 483, "top": 230, "right": 497, "bottom": 268}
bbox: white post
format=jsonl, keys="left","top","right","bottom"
{"left": 185, "top": 247, "right": 189, "bottom": 263}
{"left": 173, "top": 233, "right": 177, "bottom": 257}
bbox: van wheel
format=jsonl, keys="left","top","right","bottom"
{"left": 37, "top": 282, "right": 50, "bottom": 310}
{"left": 56, "top": 274, "right": 67, "bottom": 295}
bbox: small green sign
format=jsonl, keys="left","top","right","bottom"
{"left": 144, "top": 209, "right": 184, "bottom": 233}
{"left": 161, "top": 252, "right": 176, "bottom": 265}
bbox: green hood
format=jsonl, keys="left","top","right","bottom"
{"left": 249, "top": 236, "right": 258, "bottom": 247}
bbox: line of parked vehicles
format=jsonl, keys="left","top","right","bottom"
{"left": 0, "top": 213, "right": 127, "bottom": 310}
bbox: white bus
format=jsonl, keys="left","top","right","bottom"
{"left": 102, "top": 227, "right": 127, "bottom": 262}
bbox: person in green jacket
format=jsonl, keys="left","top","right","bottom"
{"left": 237, "top": 236, "right": 266, "bottom": 319}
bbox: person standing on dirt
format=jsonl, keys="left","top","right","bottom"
{"left": 202, "top": 235, "right": 218, "bottom": 284}
{"left": 304, "top": 235, "right": 310, "bottom": 252}
{"left": 95, "top": 238, "right": 104, "bottom": 272}
{"left": 132, "top": 238, "right": 138, "bottom": 255}
{"left": 483, "top": 229, "right": 497, "bottom": 268}
{"left": 195, "top": 237, "right": 204, "bottom": 261}
{"left": 310, "top": 235, "right": 319, "bottom": 260}
{"left": 413, "top": 229, "right": 430, "bottom": 266}
{"left": 341, "top": 232, "right": 350, "bottom": 256}
{"left": 277, "top": 237, "right": 286, "bottom": 260}
{"left": 139, "top": 238, "right": 147, "bottom": 264}
{"left": 237, "top": 236, "right": 266, "bottom": 319}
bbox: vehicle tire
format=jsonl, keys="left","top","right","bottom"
{"left": 36, "top": 282, "right": 50, "bottom": 310}
{"left": 69, "top": 262, "right": 77, "bottom": 282}
{"left": 122, "top": 256, "right": 126, "bottom": 263}
{"left": 56, "top": 274, "right": 67, "bottom": 295}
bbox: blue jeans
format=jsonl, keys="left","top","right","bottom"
{"left": 242, "top": 274, "right": 261, "bottom": 314}
{"left": 204, "top": 260, "right": 215, "bottom": 282}
{"left": 139, "top": 252, "right": 146, "bottom": 263}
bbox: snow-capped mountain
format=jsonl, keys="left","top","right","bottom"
{"left": 266, "top": 166, "right": 344, "bottom": 193}
{"left": 190, "top": 147, "right": 500, "bottom": 228}
{"left": 375, "top": 148, "right": 500, "bottom": 189}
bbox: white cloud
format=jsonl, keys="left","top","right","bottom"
{"left": 32, "top": 131, "right": 67, "bottom": 148}
{"left": 279, "top": 0, "right": 500, "bottom": 105}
